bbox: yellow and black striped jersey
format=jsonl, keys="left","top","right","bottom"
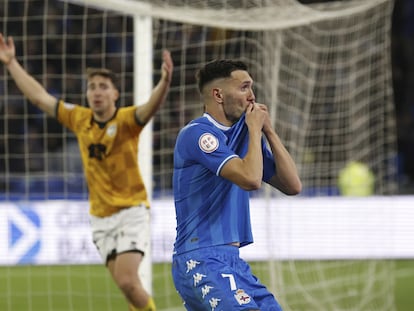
{"left": 57, "top": 100, "right": 149, "bottom": 217}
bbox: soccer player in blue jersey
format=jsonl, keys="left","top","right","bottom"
{"left": 172, "top": 59, "right": 302, "bottom": 311}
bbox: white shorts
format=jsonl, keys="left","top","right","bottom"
{"left": 90, "top": 204, "right": 150, "bottom": 263}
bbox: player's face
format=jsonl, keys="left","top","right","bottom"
{"left": 86, "top": 75, "right": 119, "bottom": 116}
{"left": 221, "top": 70, "right": 255, "bottom": 124}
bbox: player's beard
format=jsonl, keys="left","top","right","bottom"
{"left": 223, "top": 102, "right": 245, "bottom": 125}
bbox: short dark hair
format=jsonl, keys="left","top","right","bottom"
{"left": 86, "top": 67, "right": 118, "bottom": 90}
{"left": 196, "top": 59, "right": 248, "bottom": 93}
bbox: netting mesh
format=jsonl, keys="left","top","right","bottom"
{"left": 149, "top": 0, "right": 397, "bottom": 197}
{"left": 0, "top": 0, "right": 398, "bottom": 310}
{"left": 67, "top": 0, "right": 390, "bottom": 30}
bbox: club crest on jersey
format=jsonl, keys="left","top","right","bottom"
{"left": 234, "top": 289, "right": 251, "bottom": 305}
{"left": 198, "top": 133, "right": 219, "bottom": 153}
{"left": 106, "top": 124, "right": 117, "bottom": 137}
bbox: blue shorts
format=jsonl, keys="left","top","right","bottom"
{"left": 172, "top": 245, "right": 283, "bottom": 311}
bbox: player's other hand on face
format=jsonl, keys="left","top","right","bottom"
{"left": 0, "top": 34, "right": 15, "bottom": 65}
{"left": 245, "top": 102, "right": 266, "bottom": 132}
{"left": 256, "top": 103, "right": 273, "bottom": 133}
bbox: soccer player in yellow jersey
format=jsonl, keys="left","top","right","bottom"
{"left": 0, "top": 33, "right": 173, "bottom": 311}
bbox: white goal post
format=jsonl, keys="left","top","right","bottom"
{"left": 134, "top": 14, "right": 154, "bottom": 295}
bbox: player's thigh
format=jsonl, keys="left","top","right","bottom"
{"left": 110, "top": 251, "right": 143, "bottom": 285}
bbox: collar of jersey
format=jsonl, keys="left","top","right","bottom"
{"left": 203, "top": 113, "right": 231, "bottom": 131}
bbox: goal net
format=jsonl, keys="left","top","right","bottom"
{"left": 0, "top": 0, "right": 398, "bottom": 310}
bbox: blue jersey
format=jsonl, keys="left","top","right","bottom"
{"left": 173, "top": 113, "right": 276, "bottom": 255}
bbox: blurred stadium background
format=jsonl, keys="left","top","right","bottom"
{"left": 1, "top": 0, "right": 414, "bottom": 310}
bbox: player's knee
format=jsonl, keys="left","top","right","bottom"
{"left": 116, "top": 275, "right": 138, "bottom": 295}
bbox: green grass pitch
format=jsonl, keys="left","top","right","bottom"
{"left": 0, "top": 260, "right": 413, "bottom": 310}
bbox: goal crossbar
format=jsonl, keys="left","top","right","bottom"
{"left": 62, "top": 0, "right": 390, "bottom": 30}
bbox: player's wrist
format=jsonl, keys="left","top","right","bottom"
{"left": 161, "top": 74, "right": 171, "bottom": 84}
{"left": 5, "top": 56, "right": 15, "bottom": 67}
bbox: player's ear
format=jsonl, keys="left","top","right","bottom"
{"left": 213, "top": 88, "right": 223, "bottom": 103}
{"left": 113, "top": 89, "right": 119, "bottom": 102}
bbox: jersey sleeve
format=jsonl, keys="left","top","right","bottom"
{"left": 57, "top": 100, "right": 91, "bottom": 133}
{"left": 117, "top": 106, "right": 144, "bottom": 132}
{"left": 176, "top": 123, "right": 238, "bottom": 176}
{"left": 114, "top": 106, "right": 144, "bottom": 137}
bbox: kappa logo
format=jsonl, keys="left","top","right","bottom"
{"left": 201, "top": 284, "right": 214, "bottom": 299}
{"left": 209, "top": 297, "right": 221, "bottom": 310}
{"left": 193, "top": 272, "right": 207, "bottom": 287}
{"left": 7, "top": 205, "right": 41, "bottom": 264}
{"left": 198, "top": 133, "right": 219, "bottom": 153}
{"left": 186, "top": 259, "right": 201, "bottom": 273}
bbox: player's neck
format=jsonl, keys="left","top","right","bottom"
{"left": 93, "top": 106, "right": 117, "bottom": 123}
{"left": 205, "top": 109, "right": 233, "bottom": 127}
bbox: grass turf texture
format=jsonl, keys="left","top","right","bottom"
{"left": 0, "top": 260, "right": 413, "bottom": 310}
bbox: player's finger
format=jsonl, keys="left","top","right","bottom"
{"left": 163, "top": 50, "right": 172, "bottom": 67}
{"left": 246, "top": 102, "right": 254, "bottom": 112}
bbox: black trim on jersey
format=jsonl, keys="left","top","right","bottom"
{"left": 135, "top": 109, "right": 146, "bottom": 127}
{"left": 93, "top": 108, "right": 120, "bottom": 129}
{"left": 95, "top": 120, "right": 107, "bottom": 129}
{"left": 55, "top": 98, "right": 61, "bottom": 118}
